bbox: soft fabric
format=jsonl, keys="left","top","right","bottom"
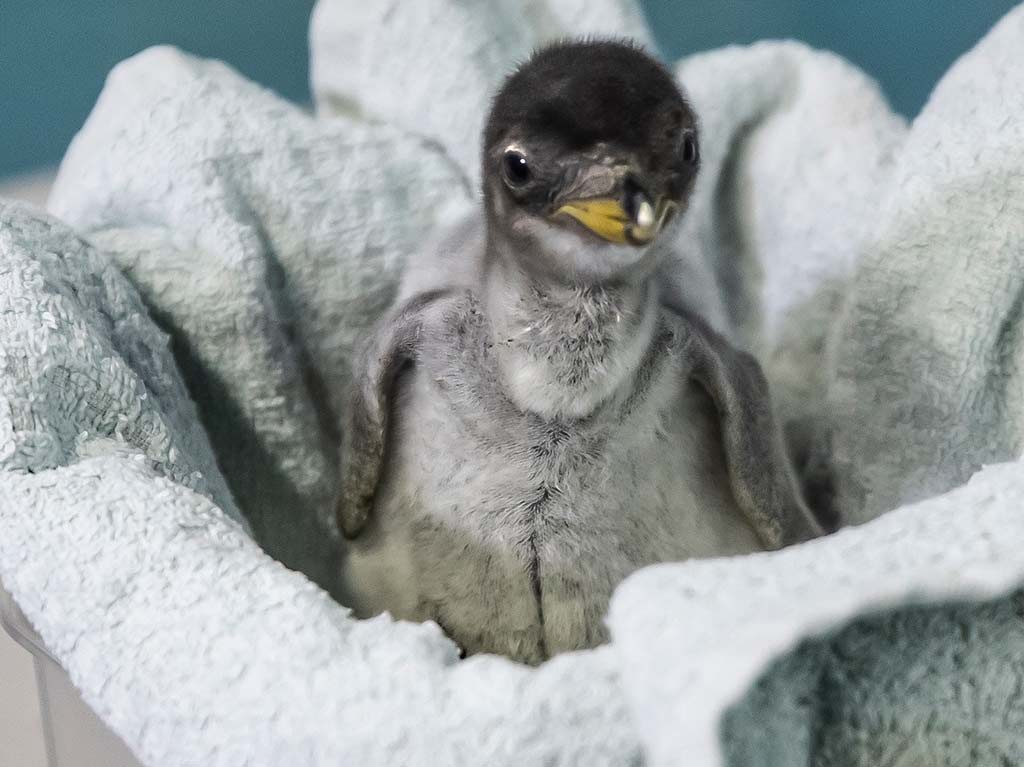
{"left": 825, "top": 8, "right": 1024, "bottom": 521}
{"left": 309, "top": 0, "right": 652, "bottom": 189}
{"left": 0, "top": 1, "right": 1023, "bottom": 765}
{"left": 0, "top": 202, "right": 238, "bottom": 520}
{"left": 43, "top": 45, "right": 473, "bottom": 589}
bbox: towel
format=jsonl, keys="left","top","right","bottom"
{"left": 1, "top": 0, "right": 1023, "bottom": 765}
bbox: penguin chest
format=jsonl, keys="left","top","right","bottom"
{"left": 343, "top": 346, "right": 761, "bottom": 662}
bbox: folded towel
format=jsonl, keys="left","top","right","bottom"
{"left": 309, "top": 0, "right": 651, "bottom": 188}
{"left": 0, "top": 201, "right": 237, "bottom": 519}
{"left": 826, "top": 3, "right": 1024, "bottom": 522}
{"left": 46, "top": 45, "right": 477, "bottom": 589}
{"left": 0, "top": 0, "right": 1023, "bottom": 765}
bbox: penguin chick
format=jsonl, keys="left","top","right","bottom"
{"left": 338, "top": 40, "right": 823, "bottom": 664}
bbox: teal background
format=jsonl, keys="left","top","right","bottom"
{"left": 0, "top": 1, "right": 1019, "bottom": 177}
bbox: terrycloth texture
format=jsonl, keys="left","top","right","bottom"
{"left": 610, "top": 461, "right": 1024, "bottom": 767}
{"left": 825, "top": 8, "right": 1024, "bottom": 521}
{"left": 309, "top": 0, "right": 651, "bottom": 188}
{"left": 671, "top": 45, "right": 907, "bottom": 436}
{"left": 0, "top": 2, "right": 1023, "bottom": 767}
{"left": 46, "top": 46, "right": 474, "bottom": 588}
{"left": 0, "top": 202, "right": 238, "bottom": 522}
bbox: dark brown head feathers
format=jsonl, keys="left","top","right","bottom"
{"left": 484, "top": 39, "right": 690, "bottom": 155}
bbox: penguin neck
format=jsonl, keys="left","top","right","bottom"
{"left": 483, "top": 239, "right": 659, "bottom": 421}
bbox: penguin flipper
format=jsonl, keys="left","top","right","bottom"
{"left": 337, "top": 289, "right": 454, "bottom": 539}
{"left": 671, "top": 308, "right": 824, "bottom": 549}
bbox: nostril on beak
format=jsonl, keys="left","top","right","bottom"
{"left": 622, "top": 177, "right": 654, "bottom": 228}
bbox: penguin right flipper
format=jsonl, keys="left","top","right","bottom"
{"left": 336, "top": 289, "right": 457, "bottom": 540}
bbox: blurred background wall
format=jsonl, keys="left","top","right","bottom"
{"left": 0, "top": 0, "right": 1020, "bottom": 178}
{"left": 0, "top": 0, "right": 317, "bottom": 178}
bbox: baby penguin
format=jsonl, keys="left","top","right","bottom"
{"left": 338, "top": 40, "right": 822, "bottom": 664}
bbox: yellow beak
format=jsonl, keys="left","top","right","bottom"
{"left": 553, "top": 197, "right": 670, "bottom": 245}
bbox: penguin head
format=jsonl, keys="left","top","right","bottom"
{"left": 483, "top": 39, "right": 699, "bottom": 283}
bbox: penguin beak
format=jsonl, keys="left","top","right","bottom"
{"left": 554, "top": 196, "right": 676, "bottom": 246}
{"left": 550, "top": 164, "right": 677, "bottom": 246}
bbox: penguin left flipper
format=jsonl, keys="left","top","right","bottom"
{"left": 670, "top": 307, "right": 824, "bottom": 549}
{"left": 336, "top": 289, "right": 458, "bottom": 540}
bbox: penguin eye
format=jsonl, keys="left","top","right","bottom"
{"left": 502, "top": 150, "right": 532, "bottom": 187}
{"left": 682, "top": 134, "right": 699, "bottom": 166}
